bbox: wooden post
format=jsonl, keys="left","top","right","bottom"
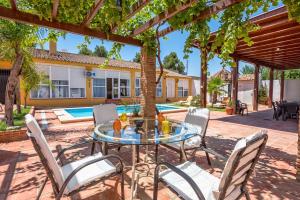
{"left": 200, "top": 48, "right": 208, "bottom": 108}
{"left": 231, "top": 58, "right": 239, "bottom": 114}
{"left": 297, "top": 115, "right": 300, "bottom": 181}
{"left": 280, "top": 70, "right": 285, "bottom": 101}
{"left": 253, "top": 64, "right": 259, "bottom": 111}
{"left": 268, "top": 68, "right": 274, "bottom": 108}
{"left": 140, "top": 45, "right": 156, "bottom": 119}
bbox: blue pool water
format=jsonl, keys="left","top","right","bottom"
{"left": 65, "top": 104, "right": 181, "bottom": 118}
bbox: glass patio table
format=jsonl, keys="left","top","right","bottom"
{"left": 92, "top": 117, "right": 198, "bottom": 200}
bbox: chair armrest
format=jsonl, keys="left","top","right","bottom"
{"left": 56, "top": 140, "right": 94, "bottom": 161}
{"left": 190, "top": 146, "right": 228, "bottom": 162}
{"left": 201, "top": 147, "right": 228, "bottom": 160}
{"left": 241, "top": 103, "right": 248, "bottom": 108}
{"left": 154, "top": 162, "right": 205, "bottom": 200}
{"left": 57, "top": 154, "right": 124, "bottom": 198}
{"left": 168, "top": 119, "right": 183, "bottom": 124}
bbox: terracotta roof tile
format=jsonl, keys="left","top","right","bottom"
{"left": 32, "top": 49, "right": 190, "bottom": 78}
{"left": 33, "top": 49, "right": 140, "bottom": 69}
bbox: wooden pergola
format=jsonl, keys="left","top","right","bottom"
{"left": 195, "top": 6, "right": 300, "bottom": 181}
{"left": 195, "top": 6, "right": 300, "bottom": 112}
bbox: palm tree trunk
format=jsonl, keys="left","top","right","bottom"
{"left": 24, "top": 92, "right": 28, "bottom": 109}
{"left": 5, "top": 47, "right": 24, "bottom": 126}
{"left": 15, "top": 79, "right": 21, "bottom": 114}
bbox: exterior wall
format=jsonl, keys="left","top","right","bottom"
{"left": 238, "top": 80, "right": 254, "bottom": 106}
{"left": 192, "top": 78, "right": 200, "bottom": 96}
{"left": 1, "top": 59, "right": 192, "bottom": 107}
{"left": 262, "top": 80, "right": 300, "bottom": 102}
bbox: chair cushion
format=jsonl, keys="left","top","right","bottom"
{"left": 93, "top": 104, "right": 118, "bottom": 125}
{"left": 61, "top": 152, "right": 116, "bottom": 194}
{"left": 25, "top": 114, "right": 64, "bottom": 188}
{"left": 160, "top": 161, "right": 220, "bottom": 200}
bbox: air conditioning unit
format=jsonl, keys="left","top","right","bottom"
{"left": 85, "top": 71, "right": 96, "bottom": 78}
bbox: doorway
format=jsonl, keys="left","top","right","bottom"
{"left": 0, "top": 70, "right": 10, "bottom": 104}
{"left": 106, "top": 78, "right": 119, "bottom": 99}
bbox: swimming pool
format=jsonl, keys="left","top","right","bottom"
{"left": 64, "top": 104, "right": 182, "bottom": 118}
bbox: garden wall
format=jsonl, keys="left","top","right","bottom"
{"left": 0, "top": 107, "right": 35, "bottom": 143}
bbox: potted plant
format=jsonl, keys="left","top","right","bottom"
{"left": 226, "top": 100, "right": 234, "bottom": 115}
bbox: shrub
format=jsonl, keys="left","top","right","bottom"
{"left": 190, "top": 95, "right": 201, "bottom": 107}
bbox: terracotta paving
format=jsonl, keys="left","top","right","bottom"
{"left": 0, "top": 107, "right": 300, "bottom": 200}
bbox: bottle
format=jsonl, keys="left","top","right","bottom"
{"left": 162, "top": 117, "right": 170, "bottom": 135}
{"left": 113, "top": 119, "right": 121, "bottom": 134}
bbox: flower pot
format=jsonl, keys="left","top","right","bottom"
{"left": 226, "top": 106, "right": 234, "bottom": 115}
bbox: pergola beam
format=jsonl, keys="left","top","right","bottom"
{"left": 158, "top": 0, "right": 244, "bottom": 37}
{"left": 237, "top": 38, "right": 300, "bottom": 51}
{"left": 52, "top": 0, "right": 60, "bottom": 19}
{"left": 239, "top": 47, "right": 300, "bottom": 56}
{"left": 232, "top": 54, "right": 283, "bottom": 69}
{"left": 237, "top": 32, "right": 300, "bottom": 49}
{"left": 131, "top": 0, "right": 197, "bottom": 36}
{"left": 0, "top": 6, "right": 142, "bottom": 46}
{"left": 237, "top": 43, "right": 300, "bottom": 54}
{"left": 81, "top": 0, "right": 105, "bottom": 27}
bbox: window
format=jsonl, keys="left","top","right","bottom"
{"left": 31, "top": 75, "right": 50, "bottom": 99}
{"left": 52, "top": 80, "right": 69, "bottom": 98}
{"left": 70, "top": 68, "right": 86, "bottom": 98}
{"left": 178, "top": 80, "right": 189, "bottom": 97}
{"left": 156, "top": 80, "right": 162, "bottom": 97}
{"left": 70, "top": 88, "right": 85, "bottom": 98}
{"left": 120, "top": 79, "right": 130, "bottom": 97}
{"left": 30, "top": 65, "right": 86, "bottom": 99}
{"left": 135, "top": 78, "right": 141, "bottom": 96}
{"left": 93, "top": 78, "right": 106, "bottom": 98}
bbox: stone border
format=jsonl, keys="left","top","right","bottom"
{"left": 54, "top": 105, "right": 188, "bottom": 124}
{"left": 0, "top": 106, "right": 35, "bottom": 143}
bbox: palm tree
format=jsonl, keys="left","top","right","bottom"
{"left": 207, "top": 77, "right": 225, "bottom": 107}
{"left": 20, "top": 60, "right": 43, "bottom": 108}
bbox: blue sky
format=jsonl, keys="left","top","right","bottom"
{"left": 44, "top": 3, "right": 283, "bottom": 77}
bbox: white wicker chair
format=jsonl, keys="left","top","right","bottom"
{"left": 154, "top": 130, "right": 268, "bottom": 200}
{"left": 160, "top": 108, "right": 212, "bottom": 164}
{"left": 25, "top": 114, "right": 124, "bottom": 200}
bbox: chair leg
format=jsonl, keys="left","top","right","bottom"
{"left": 91, "top": 141, "right": 96, "bottom": 155}
{"left": 155, "top": 145, "right": 159, "bottom": 163}
{"left": 36, "top": 176, "right": 48, "bottom": 200}
{"left": 202, "top": 143, "right": 211, "bottom": 166}
{"left": 120, "top": 171, "right": 125, "bottom": 200}
{"left": 179, "top": 151, "right": 183, "bottom": 163}
{"left": 117, "top": 145, "right": 122, "bottom": 152}
{"left": 244, "top": 189, "right": 251, "bottom": 200}
{"left": 153, "top": 166, "right": 160, "bottom": 200}
{"left": 136, "top": 145, "right": 140, "bottom": 163}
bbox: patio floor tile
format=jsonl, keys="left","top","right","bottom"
{"left": 1, "top": 107, "right": 300, "bottom": 199}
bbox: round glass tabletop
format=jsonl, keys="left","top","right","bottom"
{"left": 92, "top": 118, "right": 198, "bottom": 145}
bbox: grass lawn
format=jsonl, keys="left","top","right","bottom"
{"left": 207, "top": 106, "right": 225, "bottom": 112}
{"left": 169, "top": 103, "right": 225, "bottom": 112}
{"left": 0, "top": 107, "right": 31, "bottom": 131}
